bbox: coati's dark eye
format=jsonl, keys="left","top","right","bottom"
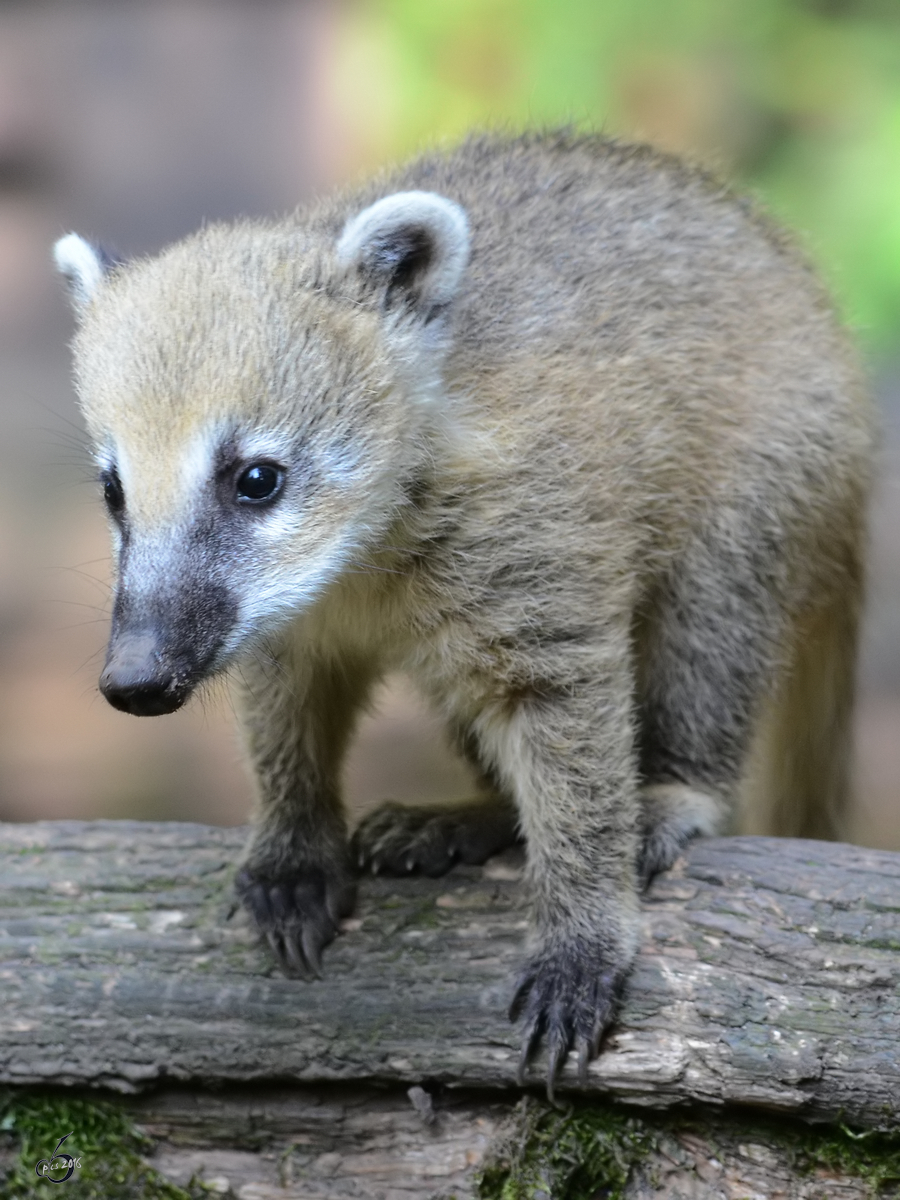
{"left": 102, "top": 470, "right": 124, "bottom": 515}
{"left": 236, "top": 463, "right": 283, "bottom": 505}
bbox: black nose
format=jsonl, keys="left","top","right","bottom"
{"left": 99, "top": 633, "right": 186, "bottom": 716}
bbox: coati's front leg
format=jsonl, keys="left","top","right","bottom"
{"left": 485, "top": 641, "right": 642, "bottom": 1096}
{"left": 234, "top": 636, "right": 372, "bottom": 977}
{"left": 354, "top": 638, "right": 642, "bottom": 1092}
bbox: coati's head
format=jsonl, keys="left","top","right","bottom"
{"left": 55, "top": 192, "right": 470, "bottom": 716}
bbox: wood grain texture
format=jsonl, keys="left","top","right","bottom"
{"left": 132, "top": 1085, "right": 510, "bottom": 1199}
{"left": 127, "top": 1088, "right": 884, "bottom": 1199}
{"left": 0, "top": 822, "right": 897, "bottom": 1129}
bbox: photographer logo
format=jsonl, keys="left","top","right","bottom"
{"left": 34, "top": 1133, "right": 82, "bottom": 1183}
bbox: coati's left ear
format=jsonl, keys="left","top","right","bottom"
{"left": 336, "top": 191, "right": 469, "bottom": 320}
{"left": 53, "top": 233, "right": 115, "bottom": 313}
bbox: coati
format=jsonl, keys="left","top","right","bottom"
{"left": 54, "top": 132, "right": 872, "bottom": 1093}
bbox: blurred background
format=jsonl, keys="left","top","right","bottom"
{"left": 0, "top": 0, "right": 897, "bottom": 847}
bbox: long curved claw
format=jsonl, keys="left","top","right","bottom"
{"left": 509, "top": 936, "right": 629, "bottom": 1099}
{"left": 236, "top": 864, "right": 356, "bottom": 979}
{"left": 265, "top": 930, "right": 286, "bottom": 970}
{"left": 516, "top": 1011, "right": 544, "bottom": 1085}
{"left": 576, "top": 1035, "right": 592, "bottom": 1085}
{"left": 282, "top": 931, "right": 308, "bottom": 977}
{"left": 301, "top": 923, "right": 324, "bottom": 978}
{"left": 544, "top": 1000, "right": 570, "bottom": 1105}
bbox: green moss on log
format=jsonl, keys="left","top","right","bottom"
{"left": 0, "top": 1092, "right": 196, "bottom": 1200}
{"left": 477, "top": 1098, "right": 658, "bottom": 1199}
{"left": 477, "top": 1098, "right": 900, "bottom": 1199}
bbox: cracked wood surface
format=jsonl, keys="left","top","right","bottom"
{"left": 127, "top": 1088, "right": 885, "bottom": 1199}
{"left": 0, "top": 822, "right": 897, "bottom": 1128}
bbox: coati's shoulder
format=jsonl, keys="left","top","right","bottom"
{"left": 288, "top": 131, "right": 840, "bottom": 387}
{"left": 313, "top": 130, "right": 732, "bottom": 223}
{"left": 313, "top": 129, "right": 800, "bottom": 266}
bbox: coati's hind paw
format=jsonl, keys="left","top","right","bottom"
{"left": 510, "top": 937, "right": 628, "bottom": 1102}
{"left": 638, "top": 782, "right": 723, "bottom": 888}
{"left": 352, "top": 798, "right": 521, "bottom": 878}
{"left": 236, "top": 865, "right": 356, "bottom": 978}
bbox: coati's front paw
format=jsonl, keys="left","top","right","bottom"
{"left": 352, "top": 798, "right": 520, "bottom": 878}
{"left": 510, "top": 936, "right": 628, "bottom": 1100}
{"left": 236, "top": 864, "right": 356, "bottom": 978}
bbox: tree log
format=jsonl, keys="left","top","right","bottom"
{"left": 0, "top": 821, "right": 897, "bottom": 1120}
{"left": 0, "top": 822, "right": 898, "bottom": 1197}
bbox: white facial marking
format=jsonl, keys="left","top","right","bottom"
{"left": 222, "top": 533, "right": 357, "bottom": 655}
{"left": 180, "top": 424, "right": 219, "bottom": 489}
{"left": 239, "top": 429, "right": 293, "bottom": 463}
{"left": 97, "top": 412, "right": 376, "bottom": 665}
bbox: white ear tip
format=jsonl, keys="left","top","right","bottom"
{"left": 53, "top": 233, "right": 106, "bottom": 307}
{"left": 337, "top": 190, "right": 470, "bottom": 308}
{"left": 337, "top": 191, "right": 468, "bottom": 260}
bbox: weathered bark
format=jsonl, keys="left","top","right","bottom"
{"left": 0, "top": 822, "right": 898, "bottom": 1120}
{"left": 125, "top": 1087, "right": 891, "bottom": 1199}
{"left": 132, "top": 1085, "right": 511, "bottom": 1199}
{"left": 0, "top": 821, "right": 898, "bottom": 1197}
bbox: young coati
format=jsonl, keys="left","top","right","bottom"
{"left": 54, "top": 132, "right": 872, "bottom": 1093}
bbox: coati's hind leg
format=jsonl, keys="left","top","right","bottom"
{"left": 353, "top": 724, "right": 522, "bottom": 876}
{"left": 353, "top": 795, "right": 521, "bottom": 877}
{"left": 647, "top": 503, "right": 864, "bottom": 857}
{"left": 737, "top": 554, "right": 862, "bottom": 841}
{"left": 637, "top": 782, "right": 722, "bottom": 885}
{"left": 637, "top": 512, "right": 789, "bottom": 884}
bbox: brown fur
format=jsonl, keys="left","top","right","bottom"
{"left": 56, "top": 132, "right": 874, "bottom": 1092}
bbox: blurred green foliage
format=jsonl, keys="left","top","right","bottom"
{"left": 340, "top": 0, "right": 900, "bottom": 358}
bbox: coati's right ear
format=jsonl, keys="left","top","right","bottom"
{"left": 53, "top": 233, "right": 114, "bottom": 313}
{"left": 336, "top": 191, "right": 469, "bottom": 320}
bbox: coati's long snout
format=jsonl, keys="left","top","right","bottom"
{"left": 100, "top": 631, "right": 186, "bottom": 715}
{"left": 100, "top": 574, "right": 237, "bottom": 716}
